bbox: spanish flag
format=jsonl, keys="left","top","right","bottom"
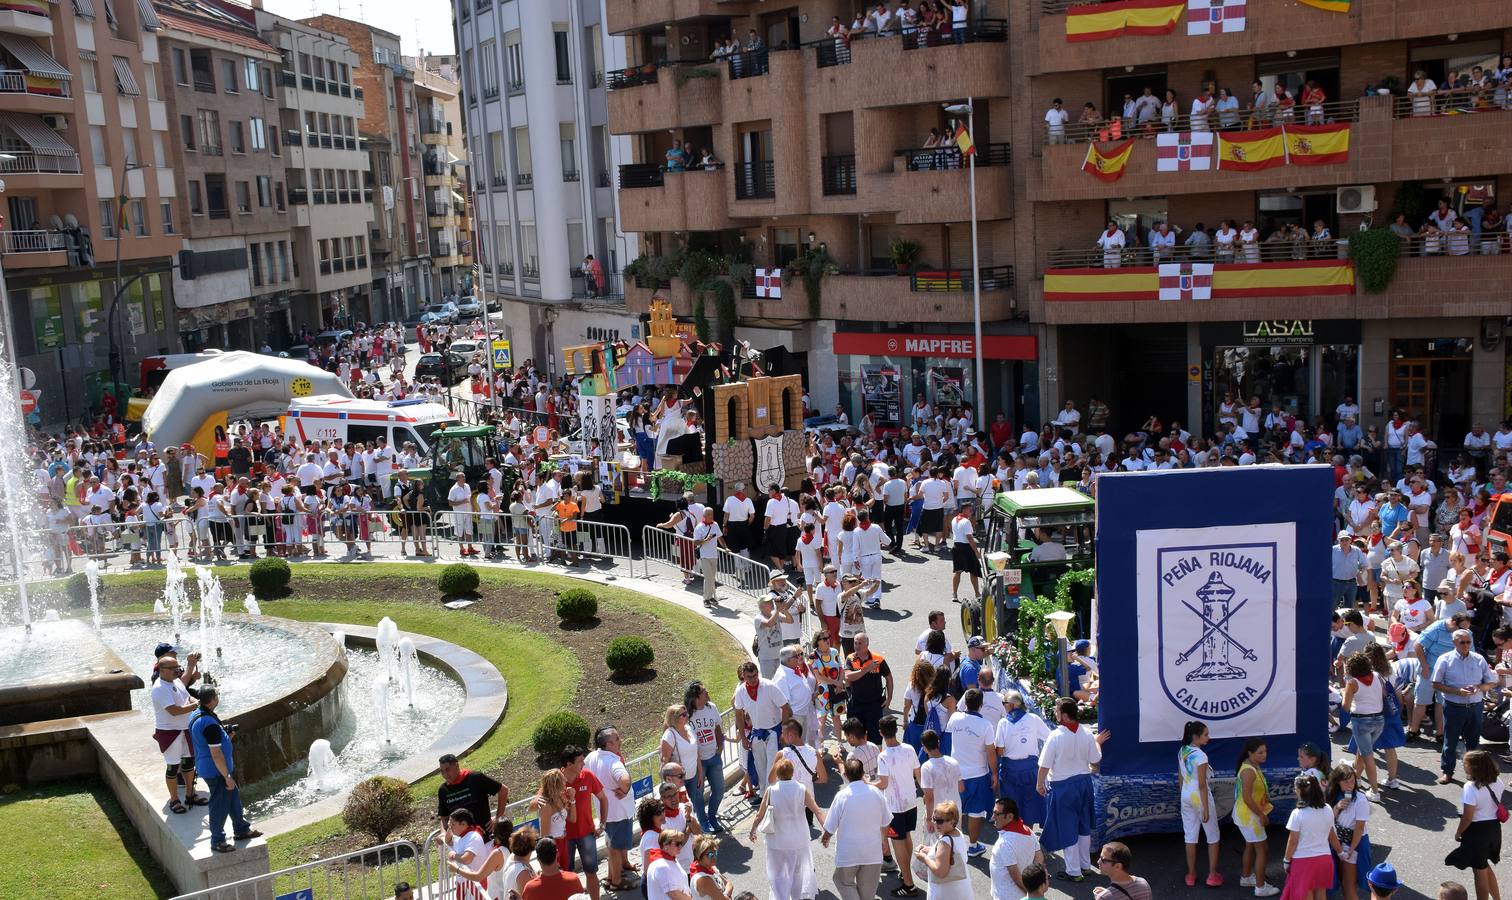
{"left": 1065, "top": 0, "right": 1184, "bottom": 41}
{"left": 1217, "top": 127, "right": 1286, "bottom": 171}
{"left": 117, "top": 192, "right": 131, "bottom": 232}
{"left": 1297, "top": 0, "right": 1349, "bottom": 11}
{"left": 1043, "top": 260, "right": 1355, "bottom": 302}
{"left": 1285, "top": 123, "right": 1350, "bottom": 166}
{"left": 953, "top": 123, "right": 976, "bottom": 158}
{"left": 1082, "top": 139, "right": 1135, "bottom": 182}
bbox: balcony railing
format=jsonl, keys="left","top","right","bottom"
{"left": 0, "top": 70, "right": 71, "bottom": 97}
{"left": 897, "top": 142, "right": 1011, "bottom": 171}
{"left": 490, "top": 172, "right": 507, "bottom": 188}
{"left": 813, "top": 18, "right": 1008, "bottom": 68}
{"left": 734, "top": 160, "right": 774, "bottom": 200}
{"left": 563, "top": 169, "right": 580, "bottom": 182}
{"left": 288, "top": 188, "right": 308, "bottom": 205}
{"left": 1045, "top": 239, "right": 1353, "bottom": 269}
{"left": 725, "top": 50, "right": 769, "bottom": 80}
{"left": 506, "top": 79, "right": 524, "bottom": 95}
{"left": 618, "top": 163, "right": 664, "bottom": 189}
{"left": 208, "top": 207, "right": 230, "bottom": 220}
{"left": 606, "top": 66, "right": 658, "bottom": 90}
{"left": 284, "top": 129, "right": 301, "bottom": 146}
{"left": 516, "top": 172, "right": 532, "bottom": 187}
{"left": 0, "top": 229, "right": 66, "bottom": 254}
{"left": 320, "top": 261, "right": 332, "bottom": 274}
{"left": 0, "top": 151, "right": 81, "bottom": 174}
{"left": 279, "top": 69, "right": 295, "bottom": 87}
{"left": 1393, "top": 89, "right": 1512, "bottom": 118}
{"left": 910, "top": 265, "right": 1013, "bottom": 292}
{"left": 821, "top": 154, "right": 856, "bottom": 195}
{"left": 1046, "top": 99, "right": 1360, "bottom": 145}
{"left": 572, "top": 271, "right": 624, "bottom": 302}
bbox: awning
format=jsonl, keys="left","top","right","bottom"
{"left": 450, "top": 190, "right": 465, "bottom": 205}
{"left": 111, "top": 56, "right": 139, "bottom": 95}
{"left": 134, "top": 0, "right": 159, "bottom": 29}
{"left": 0, "top": 112, "right": 78, "bottom": 156}
{"left": 0, "top": 35, "right": 71, "bottom": 79}
{"left": 71, "top": 0, "right": 95, "bottom": 18}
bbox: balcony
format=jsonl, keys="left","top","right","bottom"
{"left": 607, "top": 64, "right": 721, "bottom": 134}
{"left": 733, "top": 160, "right": 774, "bottom": 201}
{"left": 620, "top": 168, "right": 732, "bottom": 233}
{"left": 605, "top": 65, "right": 658, "bottom": 91}
{"left": 288, "top": 189, "right": 308, "bottom": 205}
{"left": 516, "top": 172, "right": 532, "bottom": 188}
{"left": 279, "top": 69, "right": 295, "bottom": 87}
{"left": 626, "top": 269, "right": 1015, "bottom": 323}
{"left": 0, "top": 1, "right": 54, "bottom": 38}
{"left": 605, "top": 0, "right": 753, "bottom": 36}
{"left": 858, "top": 148, "right": 1013, "bottom": 223}
{"left": 571, "top": 272, "right": 625, "bottom": 304}
{"left": 1389, "top": 93, "right": 1512, "bottom": 181}
{"left": 0, "top": 228, "right": 67, "bottom": 268}
{"left": 821, "top": 154, "right": 855, "bottom": 196}
{"left": 805, "top": 23, "right": 1012, "bottom": 114}
{"left": 618, "top": 162, "right": 664, "bottom": 189}
{"left": 0, "top": 150, "right": 81, "bottom": 187}
{"left": 1032, "top": 0, "right": 1512, "bottom": 76}
{"left": 0, "top": 69, "right": 70, "bottom": 101}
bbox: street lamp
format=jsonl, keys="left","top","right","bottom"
{"left": 1047, "top": 609, "right": 1077, "bottom": 698}
{"left": 943, "top": 100, "right": 985, "bottom": 420}
{"left": 107, "top": 162, "right": 147, "bottom": 408}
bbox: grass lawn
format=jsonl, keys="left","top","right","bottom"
{"left": 0, "top": 780, "right": 176, "bottom": 899}
{"left": 93, "top": 562, "right": 746, "bottom": 872}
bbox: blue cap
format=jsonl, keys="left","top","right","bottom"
{"left": 1073, "top": 639, "right": 1092, "bottom": 653}
{"left": 1366, "top": 864, "right": 1398, "bottom": 892}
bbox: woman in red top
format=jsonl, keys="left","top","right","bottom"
{"left": 1301, "top": 79, "right": 1327, "bottom": 124}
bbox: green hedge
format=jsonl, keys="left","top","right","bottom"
{"left": 248, "top": 558, "right": 292, "bottom": 597}
{"left": 437, "top": 563, "right": 480, "bottom": 596}
{"left": 555, "top": 588, "right": 599, "bottom": 623}
{"left": 605, "top": 635, "right": 655, "bottom": 677}
{"left": 532, "top": 711, "right": 591, "bottom": 758}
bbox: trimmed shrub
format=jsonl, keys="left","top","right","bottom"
{"left": 341, "top": 775, "right": 412, "bottom": 842}
{"left": 605, "top": 636, "right": 655, "bottom": 677}
{"left": 248, "top": 557, "right": 291, "bottom": 597}
{"left": 437, "top": 563, "right": 480, "bottom": 596}
{"left": 64, "top": 572, "right": 92, "bottom": 608}
{"left": 532, "top": 711, "right": 591, "bottom": 758}
{"left": 555, "top": 588, "right": 599, "bottom": 623}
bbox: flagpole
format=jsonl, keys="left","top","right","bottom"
{"left": 966, "top": 97, "right": 985, "bottom": 421}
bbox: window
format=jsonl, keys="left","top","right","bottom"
{"left": 249, "top": 117, "right": 266, "bottom": 151}
{"left": 189, "top": 49, "right": 213, "bottom": 91}
{"left": 559, "top": 123, "right": 577, "bottom": 179}
{"left": 318, "top": 238, "right": 328, "bottom": 263}
{"left": 277, "top": 241, "right": 289, "bottom": 281}
{"left": 244, "top": 58, "right": 259, "bottom": 94}
{"left": 256, "top": 175, "right": 271, "bottom": 207}
{"left": 144, "top": 63, "right": 159, "bottom": 100}
{"left": 234, "top": 180, "right": 250, "bottom": 213}
{"left": 205, "top": 174, "right": 227, "bottom": 217}
{"left": 220, "top": 59, "right": 237, "bottom": 92}
{"left": 494, "top": 223, "right": 513, "bottom": 272}
{"left": 188, "top": 181, "right": 203, "bottom": 214}
{"left": 80, "top": 60, "right": 99, "bottom": 93}
{"left": 553, "top": 28, "right": 571, "bottom": 83}
{"left": 566, "top": 221, "right": 584, "bottom": 268}
{"left": 298, "top": 52, "right": 311, "bottom": 76}
{"left": 160, "top": 201, "right": 174, "bottom": 234}
{"left": 512, "top": 126, "right": 531, "bottom": 178}
{"left": 462, "top": 48, "right": 473, "bottom": 104}
{"left": 521, "top": 223, "right": 538, "bottom": 276}
{"left": 338, "top": 62, "right": 349, "bottom": 86}
{"left": 197, "top": 109, "right": 220, "bottom": 153}
{"left": 98, "top": 199, "right": 115, "bottom": 238}
{"left": 179, "top": 114, "right": 195, "bottom": 150}
{"left": 505, "top": 31, "right": 523, "bottom": 90}
{"left": 130, "top": 199, "right": 146, "bottom": 236}
{"left": 171, "top": 47, "right": 188, "bottom": 85}
{"left": 121, "top": 127, "right": 138, "bottom": 166}
{"left": 276, "top": 181, "right": 285, "bottom": 210}
{"left": 260, "top": 65, "right": 273, "bottom": 98}
{"left": 152, "top": 132, "right": 165, "bottom": 167}
{"left": 229, "top": 120, "right": 245, "bottom": 153}
{"left": 480, "top": 40, "right": 499, "bottom": 97}
{"left": 88, "top": 125, "right": 108, "bottom": 165}
{"left": 250, "top": 243, "right": 262, "bottom": 286}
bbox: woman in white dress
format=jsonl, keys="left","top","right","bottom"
{"left": 913, "top": 801, "right": 973, "bottom": 900}
{"left": 1214, "top": 220, "right": 1238, "bottom": 263}
{"left": 1239, "top": 220, "right": 1261, "bottom": 263}
{"left": 748, "top": 758, "right": 826, "bottom": 900}
{"left": 661, "top": 704, "right": 707, "bottom": 824}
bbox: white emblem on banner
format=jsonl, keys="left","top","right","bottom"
{"left": 754, "top": 435, "right": 786, "bottom": 490}
{"left": 1136, "top": 523, "right": 1296, "bottom": 742}
{"left": 1187, "top": 0, "right": 1247, "bottom": 35}
{"left": 754, "top": 267, "right": 783, "bottom": 299}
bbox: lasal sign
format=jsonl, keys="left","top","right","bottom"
{"left": 832, "top": 332, "right": 1037, "bottom": 360}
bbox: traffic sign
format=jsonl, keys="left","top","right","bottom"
{"left": 18, "top": 367, "right": 35, "bottom": 390}
{"left": 19, "top": 390, "right": 37, "bottom": 415}
{"left": 490, "top": 339, "right": 512, "bottom": 370}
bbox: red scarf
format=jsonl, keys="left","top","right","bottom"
{"left": 445, "top": 768, "right": 472, "bottom": 786}
{"left": 802, "top": 532, "right": 816, "bottom": 544}
{"left": 745, "top": 681, "right": 760, "bottom": 701}
{"left": 1063, "top": 721, "right": 1079, "bottom": 733}
{"left": 689, "top": 863, "right": 716, "bottom": 876}
{"left": 645, "top": 847, "right": 673, "bottom": 866}
{"left": 735, "top": 491, "right": 746, "bottom": 501}
{"left": 1004, "top": 819, "right": 1033, "bottom": 836}
{"left": 1356, "top": 673, "right": 1374, "bottom": 686}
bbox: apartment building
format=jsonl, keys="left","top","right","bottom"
{"left": 413, "top": 59, "right": 475, "bottom": 299}
{"left": 155, "top": 0, "right": 295, "bottom": 351}
{"left": 606, "top": 1, "right": 1031, "bottom": 427}
{"left": 306, "top": 15, "right": 429, "bottom": 322}
{"left": 248, "top": 4, "right": 374, "bottom": 332}
{"left": 1019, "top": 0, "right": 1512, "bottom": 445}
{"left": 0, "top": 0, "right": 181, "bottom": 422}
{"left": 456, "top": 0, "right": 637, "bottom": 371}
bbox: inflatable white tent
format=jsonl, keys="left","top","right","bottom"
{"left": 142, "top": 351, "right": 351, "bottom": 449}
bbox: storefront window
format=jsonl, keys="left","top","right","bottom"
{"left": 77, "top": 281, "right": 104, "bottom": 343}
{"left": 1213, "top": 345, "right": 1315, "bottom": 422}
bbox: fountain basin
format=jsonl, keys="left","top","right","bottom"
{"left": 0, "top": 619, "right": 143, "bottom": 726}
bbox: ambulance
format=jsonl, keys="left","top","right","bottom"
{"left": 282, "top": 395, "right": 460, "bottom": 456}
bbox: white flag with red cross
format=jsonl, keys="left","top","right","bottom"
{"left": 755, "top": 267, "right": 783, "bottom": 298}
{"left": 1187, "top": 0, "right": 1247, "bottom": 35}
{"left": 1159, "top": 262, "right": 1214, "bottom": 301}
{"left": 1156, "top": 131, "right": 1215, "bottom": 171}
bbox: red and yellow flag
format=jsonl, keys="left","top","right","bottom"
{"left": 1285, "top": 123, "right": 1350, "bottom": 166}
{"left": 1082, "top": 139, "right": 1135, "bottom": 182}
{"left": 1065, "top": 0, "right": 1184, "bottom": 41}
{"left": 953, "top": 123, "right": 976, "bottom": 158}
{"left": 1043, "top": 260, "right": 1355, "bottom": 302}
{"left": 1217, "top": 127, "right": 1286, "bottom": 171}
{"left": 1297, "top": 0, "right": 1349, "bottom": 11}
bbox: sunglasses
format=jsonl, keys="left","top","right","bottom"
{"left": 931, "top": 817, "right": 950, "bottom": 824}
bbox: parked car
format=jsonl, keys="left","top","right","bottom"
{"left": 455, "top": 296, "right": 484, "bottom": 318}
{"left": 447, "top": 340, "right": 486, "bottom": 366}
{"left": 313, "top": 329, "right": 353, "bottom": 347}
{"left": 414, "top": 351, "right": 467, "bottom": 386}
{"left": 423, "top": 301, "right": 459, "bottom": 324}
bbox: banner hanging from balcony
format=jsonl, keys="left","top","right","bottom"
{"left": 1156, "top": 131, "right": 1214, "bottom": 171}
{"left": 1297, "top": 0, "right": 1349, "bottom": 11}
{"left": 1284, "top": 123, "right": 1351, "bottom": 165}
{"left": 1082, "top": 139, "right": 1136, "bottom": 181}
{"left": 754, "top": 268, "right": 783, "bottom": 299}
{"left": 1043, "top": 259, "right": 1355, "bottom": 302}
{"left": 1187, "top": 0, "right": 1246, "bottom": 34}
{"left": 1065, "top": 0, "right": 1184, "bottom": 41}
{"left": 1216, "top": 127, "right": 1287, "bottom": 170}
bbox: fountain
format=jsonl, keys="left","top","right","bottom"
{"left": 375, "top": 616, "right": 400, "bottom": 682}
{"left": 162, "top": 554, "right": 190, "bottom": 644}
{"left": 243, "top": 594, "right": 262, "bottom": 617}
{"left": 85, "top": 560, "right": 103, "bottom": 631}
{"left": 306, "top": 738, "right": 338, "bottom": 790}
{"left": 0, "top": 308, "right": 44, "bottom": 632}
{"left": 370, "top": 674, "right": 392, "bottom": 745}
{"left": 397, "top": 637, "right": 419, "bottom": 706}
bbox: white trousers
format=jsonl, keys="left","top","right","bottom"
{"left": 766, "top": 844, "right": 816, "bottom": 900}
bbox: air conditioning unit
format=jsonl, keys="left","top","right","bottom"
{"left": 1336, "top": 185, "right": 1376, "bottom": 215}
{"left": 42, "top": 115, "right": 68, "bottom": 130}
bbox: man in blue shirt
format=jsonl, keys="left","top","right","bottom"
{"left": 1337, "top": 417, "right": 1362, "bottom": 450}
{"left": 1411, "top": 612, "right": 1471, "bottom": 739}
{"left": 1331, "top": 530, "right": 1366, "bottom": 609}
{"left": 1429, "top": 627, "right": 1498, "bottom": 783}
{"left": 1376, "top": 492, "right": 1412, "bottom": 543}
{"left": 189, "top": 687, "right": 260, "bottom": 853}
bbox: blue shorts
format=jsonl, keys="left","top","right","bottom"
{"left": 961, "top": 774, "right": 993, "bottom": 818}
{"left": 561, "top": 832, "right": 599, "bottom": 873}
{"left": 604, "top": 818, "right": 632, "bottom": 851}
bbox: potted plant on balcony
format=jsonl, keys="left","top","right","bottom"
{"left": 888, "top": 238, "right": 923, "bottom": 274}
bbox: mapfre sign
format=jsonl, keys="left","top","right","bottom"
{"left": 832, "top": 332, "right": 1037, "bottom": 361}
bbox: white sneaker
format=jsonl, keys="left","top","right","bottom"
{"left": 1384, "top": 778, "right": 1401, "bottom": 790}
{"left": 1365, "top": 789, "right": 1382, "bottom": 803}
{"left": 1239, "top": 876, "right": 1256, "bottom": 888}
{"left": 1255, "top": 885, "right": 1280, "bottom": 897}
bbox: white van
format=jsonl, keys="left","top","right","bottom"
{"left": 283, "top": 395, "right": 460, "bottom": 456}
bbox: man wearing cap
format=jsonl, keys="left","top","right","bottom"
{"left": 954, "top": 637, "right": 989, "bottom": 698}
{"left": 753, "top": 588, "right": 792, "bottom": 678}
{"left": 1430, "top": 627, "right": 1498, "bottom": 783}
{"left": 1332, "top": 530, "right": 1367, "bottom": 609}
{"left": 768, "top": 571, "right": 804, "bottom": 646}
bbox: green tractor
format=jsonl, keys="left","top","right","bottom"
{"left": 963, "top": 487, "right": 1096, "bottom": 642}
{"left": 415, "top": 424, "right": 511, "bottom": 506}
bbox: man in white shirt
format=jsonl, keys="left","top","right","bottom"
{"left": 151, "top": 653, "right": 203, "bottom": 811}
{"left": 447, "top": 472, "right": 477, "bottom": 557}
{"left": 1044, "top": 98, "right": 1069, "bottom": 143}
{"left": 1052, "top": 401, "right": 1081, "bottom": 434}
{"left": 584, "top": 726, "right": 637, "bottom": 891}
{"left": 773, "top": 645, "right": 818, "bottom": 746}
{"left": 945, "top": 689, "right": 998, "bottom": 856}
{"left": 763, "top": 486, "right": 793, "bottom": 571}
{"left": 994, "top": 690, "right": 1050, "bottom": 828}
{"left": 721, "top": 482, "right": 755, "bottom": 556}
{"left": 295, "top": 453, "right": 324, "bottom": 494}
{"left": 875, "top": 716, "right": 922, "bottom": 894}
{"left": 1036, "top": 697, "right": 1113, "bottom": 881}
{"left": 733, "top": 661, "right": 790, "bottom": 796}
{"left": 693, "top": 508, "right": 723, "bottom": 607}
{"left": 989, "top": 798, "right": 1045, "bottom": 900}
{"left": 914, "top": 610, "right": 956, "bottom": 658}
{"left": 854, "top": 509, "right": 886, "bottom": 608}
{"left": 821, "top": 757, "right": 891, "bottom": 900}
{"left": 919, "top": 469, "right": 953, "bottom": 551}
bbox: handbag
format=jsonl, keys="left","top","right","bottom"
{"left": 758, "top": 789, "right": 778, "bottom": 834}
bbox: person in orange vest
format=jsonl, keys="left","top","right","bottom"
{"left": 111, "top": 421, "right": 128, "bottom": 457}
{"left": 213, "top": 425, "right": 231, "bottom": 479}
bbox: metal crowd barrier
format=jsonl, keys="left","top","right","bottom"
{"left": 169, "top": 838, "right": 425, "bottom": 900}
{"left": 429, "top": 510, "right": 634, "bottom": 574}
{"left": 640, "top": 524, "right": 774, "bottom": 601}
